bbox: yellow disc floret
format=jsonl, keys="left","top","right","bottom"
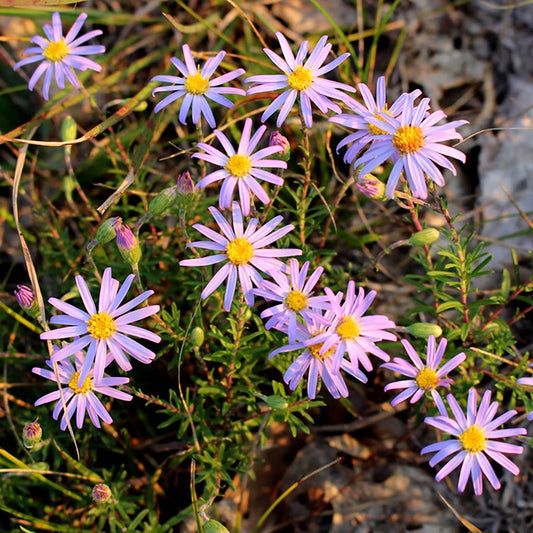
{"left": 184, "top": 71, "right": 210, "bottom": 95}
{"left": 367, "top": 109, "right": 392, "bottom": 136}
{"left": 226, "top": 237, "right": 254, "bottom": 266}
{"left": 287, "top": 66, "right": 313, "bottom": 91}
{"left": 336, "top": 317, "right": 360, "bottom": 340}
{"left": 43, "top": 40, "right": 69, "bottom": 62}
{"left": 68, "top": 371, "right": 93, "bottom": 394}
{"left": 392, "top": 125, "right": 425, "bottom": 155}
{"left": 459, "top": 425, "right": 486, "bottom": 454}
{"left": 309, "top": 341, "right": 335, "bottom": 360}
{"left": 225, "top": 154, "right": 253, "bottom": 178}
{"left": 86, "top": 312, "right": 116, "bottom": 341}
{"left": 415, "top": 368, "right": 439, "bottom": 390}
{"left": 284, "top": 290, "right": 308, "bottom": 312}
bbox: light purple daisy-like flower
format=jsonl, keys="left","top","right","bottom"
{"left": 422, "top": 388, "right": 526, "bottom": 495}
{"left": 151, "top": 44, "right": 245, "bottom": 128}
{"left": 32, "top": 352, "right": 132, "bottom": 430}
{"left": 245, "top": 32, "right": 356, "bottom": 128}
{"left": 179, "top": 202, "right": 302, "bottom": 312}
{"left": 319, "top": 281, "right": 396, "bottom": 374}
{"left": 194, "top": 118, "right": 287, "bottom": 216}
{"left": 13, "top": 12, "right": 105, "bottom": 101}
{"left": 253, "top": 259, "right": 329, "bottom": 343}
{"left": 330, "top": 76, "right": 421, "bottom": 165}
{"left": 517, "top": 369, "right": 533, "bottom": 420}
{"left": 269, "top": 318, "right": 367, "bottom": 400}
{"left": 40, "top": 267, "right": 160, "bottom": 387}
{"left": 381, "top": 336, "right": 466, "bottom": 415}
{"left": 353, "top": 93, "right": 468, "bottom": 199}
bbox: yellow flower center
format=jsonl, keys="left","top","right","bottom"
{"left": 367, "top": 109, "right": 392, "bottom": 136}
{"left": 226, "top": 237, "right": 254, "bottom": 265}
{"left": 184, "top": 71, "right": 210, "bottom": 95}
{"left": 392, "top": 125, "right": 425, "bottom": 155}
{"left": 336, "top": 317, "right": 360, "bottom": 340}
{"left": 284, "top": 290, "right": 308, "bottom": 312}
{"left": 225, "top": 154, "right": 253, "bottom": 178}
{"left": 86, "top": 312, "right": 116, "bottom": 341}
{"left": 68, "top": 371, "right": 93, "bottom": 394}
{"left": 309, "top": 341, "right": 335, "bottom": 361}
{"left": 43, "top": 40, "right": 69, "bottom": 62}
{"left": 287, "top": 65, "right": 313, "bottom": 91}
{"left": 415, "top": 368, "right": 439, "bottom": 390}
{"left": 458, "top": 425, "right": 486, "bottom": 454}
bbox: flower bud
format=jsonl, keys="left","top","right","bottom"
{"left": 407, "top": 323, "right": 443, "bottom": 339}
{"left": 190, "top": 326, "right": 205, "bottom": 347}
{"left": 148, "top": 186, "right": 179, "bottom": 217}
{"left": 116, "top": 224, "right": 141, "bottom": 266}
{"left": 95, "top": 217, "right": 122, "bottom": 245}
{"left": 269, "top": 131, "right": 290, "bottom": 161}
{"left": 355, "top": 174, "right": 386, "bottom": 200}
{"left": 204, "top": 520, "right": 230, "bottom": 533}
{"left": 15, "top": 285, "right": 35, "bottom": 309}
{"left": 61, "top": 115, "right": 77, "bottom": 143}
{"left": 176, "top": 170, "right": 195, "bottom": 210}
{"left": 92, "top": 483, "right": 112, "bottom": 503}
{"left": 22, "top": 419, "right": 42, "bottom": 449}
{"left": 409, "top": 228, "right": 440, "bottom": 247}
{"left": 264, "top": 395, "right": 288, "bottom": 410}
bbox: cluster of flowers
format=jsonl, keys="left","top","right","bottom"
{"left": 11, "top": 12, "right": 529, "bottom": 497}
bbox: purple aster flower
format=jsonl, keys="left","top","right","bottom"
{"left": 14, "top": 284, "right": 35, "bottom": 309}
{"left": 253, "top": 259, "right": 330, "bottom": 343}
{"left": 381, "top": 336, "right": 466, "bottom": 415}
{"left": 40, "top": 267, "right": 160, "bottom": 387}
{"left": 194, "top": 118, "right": 287, "bottom": 216}
{"left": 179, "top": 202, "right": 302, "bottom": 311}
{"left": 421, "top": 388, "right": 526, "bottom": 495}
{"left": 352, "top": 93, "right": 468, "bottom": 199}
{"left": 13, "top": 12, "right": 105, "bottom": 101}
{"left": 329, "top": 76, "right": 421, "bottom": 164}
{"left": 32, "top": 352, "right": 132, "bottom": 430}
{"left": 151, "top": 44, "right": 245, "bottom": 128}
{"left": 245, "top": 32, "right": 356, "bottom": 128}
{"left": 269, "top": 317, "right": 367, "bottom": 400}
{"left": 320, "top": 281, "right": 396, "bottom": 373}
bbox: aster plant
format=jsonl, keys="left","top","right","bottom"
{"left": 180, "top": 202, "right": 301, "bottom": 311}
{"left": 13, "top": 12, "right": 105, "bottom": 100}
{"left": 422, "top": 388, "right": 526, "bottom": 495}
{"left": 151, "top": 44, "right": 245, "bottom": 128}
{"left": 194, "top": 118, "right": 287, "bottom": 216}
{"left": 40, "top": 267, "right": 160, "bottom": 386}
{"left": 245, "top": 32, "right": 356, "bottom": 128}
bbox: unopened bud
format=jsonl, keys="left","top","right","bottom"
{"left": 264, "top": 395, "right": 288, "bottom": 410}
{"left": 148, "top": 186, "right": 179, "bottom": 217}
{"left": 22, "top": 419, "right": 42, "bottom": 449}
{"left": 61, "top": 116, "right": 77, "bottom": 142}
{"left": 407, "top": 323, "right": 443, "bottom": 339}
{"left": 409, "top": 228, "right": 440, "bottom": 247}
{"left": 176, "top": 170, "right": 195, "bottom": 210}
{"left": 15, "top": 285, "right": 35, "bottom": 309}
{"left": 95, "top": 217, "right": 122, "bottom": 245}
{"left": 269, "top": 131, "right": 290, "bottom": 161}
{"left": 190, "top": 326, "right": 205, "bottom": 347}
{"left": 204, "top": 520, "right": 230, "bottom": 533}
{"left": 116, "top": 224, "right": 141, "bottom": 266}
{"left": 92, "top": 483, "right": 112, "bottom": 503}
{"left": 356, "top": 174, "right": 386, "bottom": 200}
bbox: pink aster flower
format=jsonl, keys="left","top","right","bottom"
{"left": 151, "top": 44, "right": 245, "bottom": 128}
{"left": 353, "top": 93, "right": 468, "bottom": 199}
{"left": 194, "top": 118, "right": 287, "bottom": 216}
{"left": 319, "top": 281, "right": 396, "bottom": 374}
{"left": 13, "top": 12, "right": 105, "bottom": 101}
{"left": 179, "top": 202, "right": 302, "bottom": 311}
{"left": 269, "top": 318, "right": 367, "bottom": 400}
{"left": 245, "top": 32, "right": 356, "bottom": 128}
{"left": 330, "top": 76, "right": 421, "bottom": 164}
{"left": 253, "top": 259, "right": 330, "bottom": 343}
{"left": 422, "top": 388, "right": 526, "bottom": 495}
{"left": 381, "top": 336, "right": 466, "bottom": 415}
{"left": 32, "top": 352, "right": 132, "bottom": 430}
{"left": 40, "top": 267, "right": 160, "bottom": 387}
